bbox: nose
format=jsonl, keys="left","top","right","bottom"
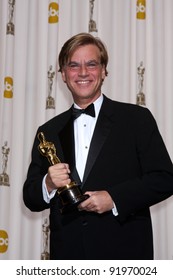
{"left": 78, "top": 64, "right": 89, "bottom": 76}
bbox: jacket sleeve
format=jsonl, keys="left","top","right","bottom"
{"left": 23, "top": 129, "right": 50, "bottom": 212}
{"left": 107, "top": 108, "right": 173, "bottom": 222}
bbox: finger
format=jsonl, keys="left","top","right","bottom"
{"left": 84, "top": 191, "right": 95, "bottom": 196}
{"left": 63, "top": 163, "right": 70, "bottom": 173}
{"left": 78, "top": 198, "right": 91, "bottom": 210}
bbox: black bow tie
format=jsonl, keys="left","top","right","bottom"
{"left": 72, "top": 103, "right": 95, "bottom": 120}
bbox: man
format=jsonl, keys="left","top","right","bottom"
{"left": 23, "top": 33, "right": 173, "bottom": 260}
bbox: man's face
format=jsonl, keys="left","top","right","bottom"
{"left": 61, "top": 44, "right": 106, "bottom": 105}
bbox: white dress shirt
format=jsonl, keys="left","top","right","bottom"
{"left": 74, "top": 94, "right": 103, "bottom": 181}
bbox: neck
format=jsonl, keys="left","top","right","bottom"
{"left": 73, "top": 93, "right": 101, "bottom": 109}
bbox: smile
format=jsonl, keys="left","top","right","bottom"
{"left": 77, "top": 80, "right": 90, "bottom": 84}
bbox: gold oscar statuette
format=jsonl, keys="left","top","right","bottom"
{"left": 37, "top": 132, "right": 89, "bottom": 213}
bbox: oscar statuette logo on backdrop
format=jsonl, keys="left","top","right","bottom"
{"left": 46, "top": 65, "right": 55, "bottom": 109}
{"left": 0, "top": 141, "right": 10, "bottom": 186}
{"left": 41, "top": 219, "right": 50, "bottom": 260}
{"left": 89, "top": 0, "right": 98, "bottom": 33}
{"left": 6, "top": 0, "right": 15, "bottom": 35}
{"left": 136, "top": 61, "right": 146, "bottom": 106}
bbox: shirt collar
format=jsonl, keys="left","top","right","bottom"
{"left": 73, "top": 94, "right": 103, "bottom": 118}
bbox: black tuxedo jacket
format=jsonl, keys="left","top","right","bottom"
{"left": 23, "top": 95, "right": 173, "bottom": 259}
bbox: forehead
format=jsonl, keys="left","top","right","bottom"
{"left": 69, "top": 44, "right": 100, "bottom": 61}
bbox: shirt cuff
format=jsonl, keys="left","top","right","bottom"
{"left": 112, "top": 202, "right": 118, "bottom": 216}
{"left": 42, "top": 174, "right": 57, "bottom": 203}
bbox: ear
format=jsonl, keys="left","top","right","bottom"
{"left": 102, "top": 66, "right": 106, "bottom": 80}
{"left": 61, "top": 70, "right": 66, "bottom": 83}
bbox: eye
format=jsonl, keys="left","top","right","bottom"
{"left": 66, "top": 61, "right": 101, "bottom": 71}
{"left": 86, "top": 62, "right": 100, "bottom": 69}
{"left": 67, "top": 63, "right": 80, "bottom": 70}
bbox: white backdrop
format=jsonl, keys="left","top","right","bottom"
{"left": 0, "top": 0, "right": 173, "bottom": 259}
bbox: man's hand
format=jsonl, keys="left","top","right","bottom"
{"left": 45, "top": 163, "right": 71, "bottom": 193}
{"left": 78, "top": 190, "right": 114, "bottom": 214}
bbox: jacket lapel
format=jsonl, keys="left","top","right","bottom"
{"left": 82, "top": 97, "right": 114, "bottom": 185}
{"left": 58, "top": 111, "right": 81, "bottom": 185}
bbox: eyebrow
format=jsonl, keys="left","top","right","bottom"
{"left": 68, "top": 59, "right": 99, "bottom": 64}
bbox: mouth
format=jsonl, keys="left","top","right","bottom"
{"left": 77, "top": 80, "right": 90, "bottom": 84}
{"left": 76, "top": 80, "right": 91, "bottom": 86}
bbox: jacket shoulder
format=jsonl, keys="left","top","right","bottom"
{"left": 104, "top": 95, "right": 154, "bottom": 121}
{"left": 38, "top": 108, "right": 72, "bottom": 132}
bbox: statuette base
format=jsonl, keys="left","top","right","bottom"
{"left": 0, "top": 173, "right": 10, "bottom": 186}
{"left": 136, "top": 92, "right": 146, "bottom": 106}
{"left": 46, "top": 96, "right": 55, "bottom": 109}
{"left": 59, "top": 184, "right": 89, "bottom": 213}
{"left": 89, "top": 20, "right": 98, "bottom": 33}
{"left": 41, "top": 252, "right": 50, "bottom": 260}
{"left": 6, "top": 23, "right": 15, "bottom": 35}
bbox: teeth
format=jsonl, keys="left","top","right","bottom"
{"left": 77, "top": 81, "right": 89, "bottom": 84}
